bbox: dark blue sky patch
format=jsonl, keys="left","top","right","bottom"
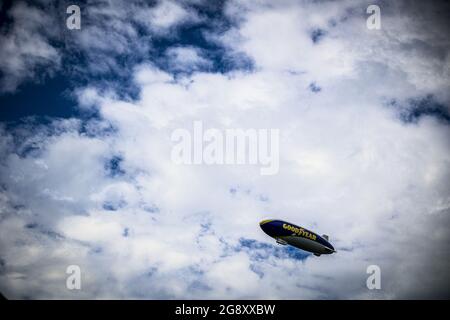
{"left": 228, "top": 186, "right": 252, "bottom": 197}
{"left": 0, "top": 0, "right": 63, "bottom": 94}
{"left": 195, "top": 220, "right": 215, "bottom": 246}
{"left": 328, "top": 18, "right": 338, "bottom": 28}
{"left": 310, "top": 28, "right": 326, "bottom": 43}
{"left": 283, "top": 245, "right": 310, "bottom": 260}
{"left": 90, "top": 246, "right": 103, "bottom": 254}
{"left": 309, "top": 82, "right": 321, "bottom": 93}
{"left": 148, "top": 0, "right": 253, "bottom": 75}
{"left": 102, "top": 199, "right": 127, "bottom": 211}
{"left": 1, "top": 115, "right": 111, "bottom": 163}
{"left": 5, "top": 122, "right": 55, "bottom": 158}
{"left": 388, "top": 95, "right": 450, "bottom": 124}
{"left": 25, "top": 222, "right": 38, "bottom": 229}
{"left": 200, "top": 221, "right": 212, "bottom": 234}
{"left": 147, "top": 266, "right": 158, "bottom": 277}
{"left": 404, "top": 95, "right": 450, "bottom": 124}
{"left": 238, "top": 238, "right": 309, "bottom": 261}
{"left": 40, "top": 229, "right": 66, "bottom": 240}
{"left": 12, "top": 204, "right": 25, "bottom": 210}
{"left": 187, "top": 280, "right": 212, "bottom": 292}
{"left": 249, "top": 264, "right": 264, "bottom": 279}
{"left": 105, "top": 155, "right": 126, "bottom": 177}
{"left": 0, "top": 76, "right": 79, "bottom": 122}
{"left": 59, "top": 3, "right": 152, "bottom": 100}
{"left": 0, "top": 0, "right": 14, "bottom": 32}
{"left": 141, "top": 203, "right": 160, "bottom": 214}
{"left": 152, "top": 26, "right": 253, "bottom": 76}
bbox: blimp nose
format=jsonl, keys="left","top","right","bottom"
{"left": 259, "top": 219, "right": 273, "bottom": 235}
{"left": 259, "top": 219, "right": 273, "bottom": 227}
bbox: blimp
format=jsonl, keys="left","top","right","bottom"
{"left": 259, "top": 219, "right": 336, "bottom": 256}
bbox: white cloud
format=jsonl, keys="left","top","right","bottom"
{"left": 165, "top": 46, "right": 212, "bottom": 72}
{"left": 0, "top": 2, "right": 61, "bottom": 92}
{"left": 0, "top": 0, "right": 203, "bottom": 91}
{"left": 0, "top": 0, "right": 449, "bottom": 299}
{"left": 135, "top": 0, "right": 201, "bottom": 34}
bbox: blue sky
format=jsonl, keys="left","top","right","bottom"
{"left": 0, "top": 0, "right": 449, "bottom": 299}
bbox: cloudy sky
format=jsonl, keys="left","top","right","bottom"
{"left": 0, "top": 0, "right": 449, "bottom": 299}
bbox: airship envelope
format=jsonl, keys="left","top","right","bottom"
{"left": 260, "top": 219, "right": 336, "bottom": 256}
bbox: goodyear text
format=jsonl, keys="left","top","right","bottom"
{"left": 283, "top": 224, "right": 317, "bottom": 241}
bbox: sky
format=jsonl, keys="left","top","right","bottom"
{"left": 0, "top": 0, "right": 449, "bottom": 299}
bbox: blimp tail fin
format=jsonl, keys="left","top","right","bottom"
{"left": 322, "top": 234, "right": 329, "bottom": 241}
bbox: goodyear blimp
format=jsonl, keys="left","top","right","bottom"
{"left": 259, "top": 219, "right": 336, "bottom": 256}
